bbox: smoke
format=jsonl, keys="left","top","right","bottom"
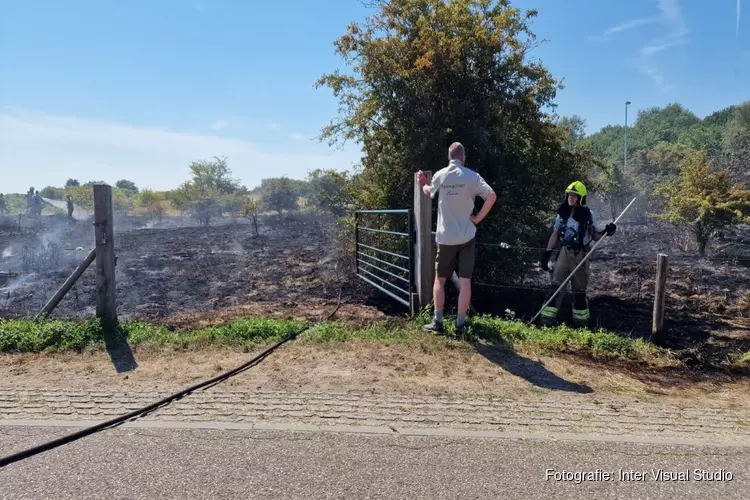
{"left": 0, "top": 273, "right": 34, "bottom": 300}
{"left": 2, "top": 248, "right": 12, "bottom": 259}
{"left": 41, "top": 197, "right": 91, "bottom": 220}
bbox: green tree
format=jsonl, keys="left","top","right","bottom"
{"left": 242, "top": 197, "right": 262, "bottom": 236}
{"left": 170, "top": 157, "right": 242, "bottom": 225}
{"left": 720, "top": 102, "right": 750, "bottom": 186}
{"left": 630, "top": 142, "right": 693, "bottom": 193}
{"left": 631, "top": 103, "right": 700, "bottom": 150}
{"left": 556, "top": 115, "right": 586, "bottom": 150}
{"left": 654, "top": 149, "right": 750, "bottom": 256}
{"left": 115, "top": 179, "right": 139, "bottom": 196}
{"left": 170, "top": 183, "right": 221, "bottom": 225}
{"left": 261, "top": 177, "right": 299, "bottom": 215}
{"left": 307, "top": 169, "right": 351, "bottom": 217}
{"left": 112, "top": 188, "right": 134, "bottom": 215}
{"left": 40, "top": 186, "right": 65, "bottom": 199}
{"left": 66, "top": 186, "right": 95, "bottom": 211}
{"left": 316, "top": 0, "right": 592, "bottom": 283}
{"left": 136, "top": 189, "right": 166, "bottom": 222}
{"left": 65, "top": 178, "right": 80, "bottom": 188}
{"left": 187, "top": 156, "right": 240, "bottom": 194}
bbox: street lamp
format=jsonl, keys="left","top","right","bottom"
{"left": 624, "top": 101, "right": 631, "bottom": 171}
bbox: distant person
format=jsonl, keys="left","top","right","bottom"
{"left": 538, "top": 181, "right": 616, "bottom": 328}
{"left": 0, "top": 194, "right": 7, "bottom": 216}
{"left": 26, "top": 188, "right": 35, "bottom": 209}
{"left": 417, "top": 142, "right": 497, "bottom": 335}
{"left": 31, "top": 190, "right": 43, "bottom": 217}
{"left": 66, "top": 194, "right": 75, "bottom": 222}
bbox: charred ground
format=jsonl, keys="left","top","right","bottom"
{"left": 1, "top": 214, "right": 748, "bottom": 371}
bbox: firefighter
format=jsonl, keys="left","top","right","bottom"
{"left": 66, "top": 194, "right": 75, "bottom": 222}
{"left": 539, "top": 181, "right": 616, "bottom": 327}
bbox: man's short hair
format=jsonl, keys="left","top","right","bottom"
{"left": 448, "top": 142, "right": 465, "bottom": 161}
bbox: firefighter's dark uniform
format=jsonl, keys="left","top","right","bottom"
{"left": 540, "top": 181, "right": 615, "bottom": 327}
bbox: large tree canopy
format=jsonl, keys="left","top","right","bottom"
{"left": 317, "top": 0, "right": 593, "bottom": 282}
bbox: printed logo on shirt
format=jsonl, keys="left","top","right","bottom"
{"left": 442, "top": 183, "right": 466, "bottom": 196}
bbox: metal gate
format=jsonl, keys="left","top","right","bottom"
{"left": 354, "top": 209, "right": 415, "bottom": 310}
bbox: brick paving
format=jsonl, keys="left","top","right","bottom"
{"left": 2, "top": 389, "right": 749, "bottom": 443}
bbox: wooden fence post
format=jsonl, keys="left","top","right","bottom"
{"left": 652, "top": 253, "right": 668, "bottom": 341}
{"left": 414, "top": 171, "right": 433, "bottom": 311}
{"left": 93, "top": 184, "right": 118, "bottom": 330}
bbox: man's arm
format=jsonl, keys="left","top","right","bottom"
{"left": 418, "top": 170, "right": 440, "bottom": 198}
{"left": 470, "top": 192, "right": 496, "bottom": 225}
{"left": 470, "top": 175, "right": 496, "bottom": 224}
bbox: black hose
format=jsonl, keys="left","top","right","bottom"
{"left": 0, "top": 286, "right": 343, "bottom": 468}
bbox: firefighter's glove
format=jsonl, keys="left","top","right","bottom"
{"left": 541, "top": 250, "right": 552, "bottom": 272}
{"left": 603, "top": 223, "right": 617, "bottom": 236}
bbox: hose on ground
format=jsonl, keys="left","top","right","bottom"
{"left": 0, "top": 284, "right": 343, "bottom": 469}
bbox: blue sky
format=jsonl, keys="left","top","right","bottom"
{"left": 1, "top": 0, "right": 747, "bottom": 193}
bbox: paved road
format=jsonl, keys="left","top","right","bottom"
{"left": 0, "top": 423, "right": 747, "bottom": 499}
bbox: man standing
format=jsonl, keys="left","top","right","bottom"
{"left": 539, "top": 181, "right": 616, "bottom": 327}
{"left": 66, "top": 194, "right": 75, "bottom": 223}
{"left": 31, "top": 191, "right": 43, "bottom": 217}
{"left": 417, "top": 142, "right": 496, "bottom": 335}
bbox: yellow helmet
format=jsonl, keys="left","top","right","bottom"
{"left": 565, "top": 181, "right": 587, "bottom": 198}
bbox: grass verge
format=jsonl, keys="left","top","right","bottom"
{"left": 0, "top": 315, "right": 672, "bottom": 365}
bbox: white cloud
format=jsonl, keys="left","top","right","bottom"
{"left": 290, "top": 133, "right": 307, "bottom": 141}
{"left": 739, "top": 0, "right": 742, "bottom": 39}
{"left": 0, "top": 110, "right": 361, "bottom": 193}
{"left": 601, "top": 17, "right": 660, "bottom": 37}
{"left": 267, "top": 122, "right": 281, "bottom": 131}
{"left": 591, "top": 1, "right": 689, "bottom": 92}
{"left": 210, "top": 120, "right": 228, "bottom": 131}
{"left": 640, "top": 37, "right": 688, "bottom": 57}
{"left": 631, "top": 0, "right": 690, "bottom": 92}
{"left": 637, "top": 66, "right": 675, "bottom": 93}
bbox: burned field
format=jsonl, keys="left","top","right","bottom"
{"left": 0, "top": 214, "right": 372, "bottom": 327}
{"left": 471, "top": 222, "right": 750, "bottom": 368}
{"left": 1, "top": 214, "right": 748, "bottom": 369}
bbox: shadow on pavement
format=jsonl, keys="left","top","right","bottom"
{"left": 474, "top": 340, "right": 593, "bottom": 393}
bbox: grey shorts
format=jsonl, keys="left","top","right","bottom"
{"left": 435, "top": 238, "right": 475, "bottom": 279}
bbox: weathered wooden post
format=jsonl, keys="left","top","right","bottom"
{"left": 93, "top": 184, "right": 117, "bottom": 330}
{"left": 414, "top": 171, "right": 433, "bottom": 311}
{"left": 652, "top": 253, "right": 668, "bottom": 342}
{"left": 36, "top": 248, "right": 96, "bottom": 320}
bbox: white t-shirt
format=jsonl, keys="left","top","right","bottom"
{"left": 429, "top": 160, "right": 494, "bottom": 246}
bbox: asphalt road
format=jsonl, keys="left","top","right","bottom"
{"left": 0, "top": 424, "right": 747, "bottom": 499}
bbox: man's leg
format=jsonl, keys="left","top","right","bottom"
{"left": 433, "top": 276, "right": 446, "bottom": 316}
{"left": 425, "top": 244, "right": 456, "bottom": 332}
{"left": 455, "top": 239, "right": 475, "bottom": 330}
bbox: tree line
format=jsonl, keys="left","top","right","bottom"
{"left": 563, "top": 101, "right": 750, "bottom": 255}
{"left": 8, "top": 158, "right": 353, "bottom": 229}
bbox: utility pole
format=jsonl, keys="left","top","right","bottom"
{"left": 624, "top": 101, "right": 631, "bottom": 171}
